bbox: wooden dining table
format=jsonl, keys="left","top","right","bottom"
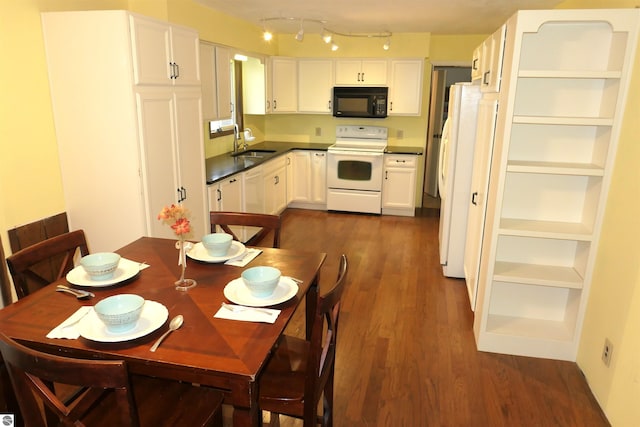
{"left": 0, "top": 237, "right": 326, "bottom": 427}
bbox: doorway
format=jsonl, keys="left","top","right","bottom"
{"left": 423, "top": 66, "right": 471, "bottom": 209}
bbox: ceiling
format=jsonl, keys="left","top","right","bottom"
{"left": 195, "top": 0, "right": 562, "bottom": 36}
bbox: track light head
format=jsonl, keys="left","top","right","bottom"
{"left": 383, "top": 38, "right": 390, "bottom": 50}
{"left": 331, "top": 42, "right": 339, "bottom": 51}
{"left": 322, "top": 29, "right": 332, "bottom": 44}
{"left": 295, "top": 19, "right": 304, "bottom": 42}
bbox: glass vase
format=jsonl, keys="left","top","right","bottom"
{"left": 175, "top": 238, "right": 197, "bottom": 291}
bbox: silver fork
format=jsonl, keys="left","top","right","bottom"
{"left": 56, "top": 285, "right": 95, "bottom": 299}
{"left": 221, "top": 302, "right": 275, "bottom": 316}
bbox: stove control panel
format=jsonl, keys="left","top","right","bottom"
{"left": 336, "top": 125, "right": 388, "bottom": 140}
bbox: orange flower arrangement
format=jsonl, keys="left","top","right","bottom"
{"left": 158, "top": 204, "right": 192, "bottom": 237}
{"left": 158, "top": 204, "right": 196, "bottom": 290}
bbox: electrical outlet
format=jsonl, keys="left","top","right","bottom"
{"left": 397, "top": 129, "right": 404, "bottom": 139}
{"left": 602, "top": 338, "right": 613, "bottom": 367}
{"left": 315, "top": 127, "right": 322, "bottom": 136}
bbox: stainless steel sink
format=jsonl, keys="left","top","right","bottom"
{"left": 231, "top": 149, "right": 276, "bottom": 158}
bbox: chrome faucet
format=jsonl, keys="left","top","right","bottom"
{"left": 233, "top": 124, "right": 240, "bottom": 153}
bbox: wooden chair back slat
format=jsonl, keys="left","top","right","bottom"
{"left": 210, "top": 211, "right": 282, "bottom": 248}
{"left": 6, "top": 230, "right": 89, "bottom": 299}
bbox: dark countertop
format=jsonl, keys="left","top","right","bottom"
{"left": 205, "top": 141, "right": 423, "bottom": 185}
{"left": 385, "top": 146, "right": 424, "bottom": 155}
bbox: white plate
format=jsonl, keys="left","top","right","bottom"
{"left": 78, "top": 300, "right": 168, "bottom": 343}
{"left": 187, "top": 241, "right": 246, "bottom": 263}
{"left": 66, "top": 258, "right": 141, "bottom": 287}
{"left": 223, "top": 277, "right": 298, "bottom": 307}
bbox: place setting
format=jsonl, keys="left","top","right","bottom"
{"left": 187, "top": 232, "right": 262, "bottom": 266}
{"left": 216, "top": 265, "right": 301, "bottom": 323}
{"left": 47, "top": 293, "right": 169, "bottom": 343}
{"left": 65, "top": 252, "right": 150, "bottom": 288}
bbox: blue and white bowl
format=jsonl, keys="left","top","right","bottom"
{"left": 202, "top": 233, "right": 233, "bottom": 256}
{"left": 241, "top": 266, "right": 281, "bottom": 298}
{"left": 94, "top": 294, "right": 145, "bottom": 333}
{"left": 80, "top": 252, "right": 121, "bottom": 280}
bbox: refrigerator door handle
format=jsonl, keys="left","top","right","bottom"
{"left": 437, "top": 118, "right": 450, "bottom": 198}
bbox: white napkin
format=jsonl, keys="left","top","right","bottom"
{"left": 225, "top": 248, "right": 262, "bottom": 267}
{"left": 47, "top": 306, "right": 93, "bottom": 339}
{"left": 214, "top": 304, "right": 280, "bottom": 324}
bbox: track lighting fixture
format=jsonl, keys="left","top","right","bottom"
{"left": 259, "top": 17, "right": 391, "bottom": 52}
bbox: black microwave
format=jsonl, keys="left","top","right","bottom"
{"left": 333, "top": 86, "right": 388, "bottom": 118}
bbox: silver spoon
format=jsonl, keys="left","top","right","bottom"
{"left": 150, "top": 315, "right": 184, "bottom": 352}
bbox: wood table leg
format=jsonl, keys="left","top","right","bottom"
{"left": 230, "top": 380, "right": 261, "bottom": 427}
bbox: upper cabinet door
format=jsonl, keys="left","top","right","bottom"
{"left": 130, "top": 15, "right": 199, "bottom": 86}
{"left": 199, "top": 42, "right": 218, "bottom": 120}
{"left": 480, "top": 24, "right": 506, "bottom": 93}
{"left": 130, "top": 16, "right": 172, "bottom": 85}
{"left": 298, "top": 59, "right": 333, "bottom": 113}
{"left": 169, "top": 25, "right": 200, "bottom": 86}
{"left": 388, "top": 59, "right": 423, "bottom": 116}
{"left": 271, "top": 57, "right": 298, "bottom": 113}
{"left": 361, "top": 60, "right": 388, "bottom": 85}
{"left": 335, "top": 59, "right": 387, "bottom": 85}
{"left": 214, "top": 46, "right": 232, "bottom": 119}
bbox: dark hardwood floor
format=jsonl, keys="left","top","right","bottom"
{"left": 269, "top": 207, "right": 609, "bottom": 427}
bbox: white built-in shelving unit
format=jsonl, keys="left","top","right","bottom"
{"left": 473, "top": 9, "right": 640, "bottom": 360}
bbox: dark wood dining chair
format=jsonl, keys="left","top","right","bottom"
{"left": 210, "top": 211, "right": 282, "bottom": 248}
{"left": 259, "top": 254, "right": 349, "bottom": 427}
{"left": 0, "top": 332, "right": 224, "bottom": 427}
{"left": 6, "top": 229, "right": 89, "bottom": 300}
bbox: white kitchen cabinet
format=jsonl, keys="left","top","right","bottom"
{"left": 388, "top": 59, "right": 424, "bottom": 116}
{"left": 137, "top": 87, "right": 208, "bottom": 240}
{"left": 208, "top": 173, "right": 242, "bottom": 212}
{"left": 382, "top": 154, "right": 417, "bottom": 216}
{"left": 473, "top": 10, "right": 640, "bottom": 361}
{"left": 243, "top": 56, "right": 267, "bottom": 115}
{"left": 464, "top": 94, "right": 498, "bottom": 312}
{"left": 208, "top": 173, "right": 243, "bottom": 237}
{"left": 199, "top": 43, "right": 232, "bottom": 121}
{"left": 285, "top": 152, "right": 294, "bottom": 205}
{"left": 298, "top": 59, "right": 333, "bottom": 114}
{"left": 270, "top": 57, "right": 298, "bottom": 113}
{"left": 130, "top": 14, "right": 200, "bottom": 86}
{"left": 42, "top": 10, "right": 207, "bottom": 252}
{"left": 262, "top": 156, "right": 288, "bottom": 215}
{"left": 471, "top": 45, "right": 482, "bottom": 81}
{"left": 334, "top": 59, "right": 388, "bottom": 86}
{"left": 243, "top": 166, "right": 265, "bottom": 241}
{"left": 477, "top": 24, "right": 506, "bottom": 93}
{"left": 289, "top": 151, "right": 327, "bottom": 209}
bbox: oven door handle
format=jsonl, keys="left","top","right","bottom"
{"left": 327, "top": 150, "right": 384, "bottom": 158}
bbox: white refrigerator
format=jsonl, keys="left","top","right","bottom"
{"left": 437, "top": 83, "right": 481, "bottom": 279}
